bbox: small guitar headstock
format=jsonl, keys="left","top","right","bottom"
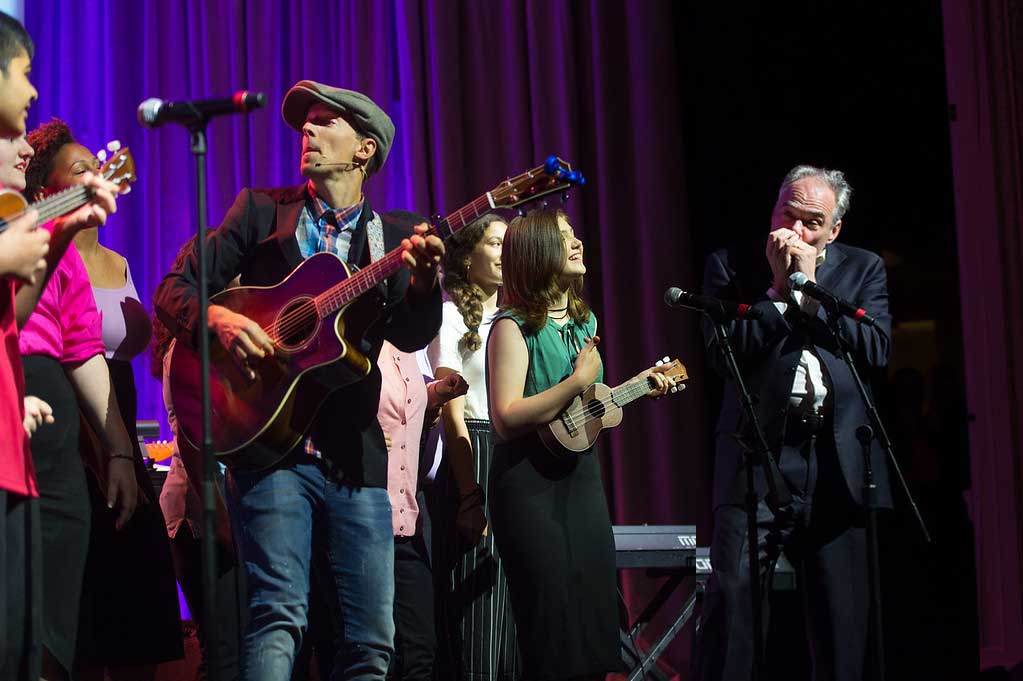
{"left": 99, "top": 145, "right": 137, "bottom": 192}
{"left": 144, "top": 439, "right": 174, "bottom": 463}
{"left": 489, "top": 156, "right": 586, "bottom": 211}
{"left": 654, "top": 356, "right": 690, "bottom": 394}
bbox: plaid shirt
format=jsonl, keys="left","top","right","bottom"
{"left": 298, "top": 182, "right": 365, "bottom": 460}
{"left": 295, "top": 182, "right": 365, "bottom": 261}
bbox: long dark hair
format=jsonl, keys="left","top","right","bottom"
{"left": 440, "top": 212, "right": 506, "bottom": 352}
{"left": 500, "top": 208, "right": 590, "bottom": 333}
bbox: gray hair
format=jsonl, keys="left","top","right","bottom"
{"left": 780, "top": 165, "right": 853, "bottom": 224}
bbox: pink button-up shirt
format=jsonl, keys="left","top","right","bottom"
{"left": 378, "top": 341, "right": 434, "bottom": 537}
{"left": 18, "top": 237, "right": 104, "bottom": 363}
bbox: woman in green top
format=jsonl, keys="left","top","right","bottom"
{"left": 486, "top": 209, "right": 673, "bottom": 680}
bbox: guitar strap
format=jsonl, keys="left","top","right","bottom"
{"left": 365, "top": 211, "right": 385, "bottom": 262}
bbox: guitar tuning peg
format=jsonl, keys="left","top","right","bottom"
{"left": 96, "top": 149, "right": 108, "bottom": 162}
{"left": 107, "top": 140, "right": 121, "bottom": 152}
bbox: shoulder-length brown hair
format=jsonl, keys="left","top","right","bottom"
{"left": 500, "top": 208, "right": 590, "bottom": 333}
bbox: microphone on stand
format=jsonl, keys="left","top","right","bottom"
{"left": 663, "top": 287, "right": 763, "bottom": 320}
{"left": 788, "top": 272, "right": 878, "bottom": 326}
{"left": 137, "top": 91, "right": 266, "bottom": 128}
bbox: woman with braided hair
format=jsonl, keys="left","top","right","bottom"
{"left": 427, "top": 214, "right": 520, "bottom": 679}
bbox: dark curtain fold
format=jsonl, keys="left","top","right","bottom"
{"left": 942, "top": 0, "right": 1023, "bottom": 671}
{"left": 25, "top": 1, "right": 709, "bottom": 670}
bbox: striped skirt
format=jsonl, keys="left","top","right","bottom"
{"left": 430, "top": 418, "right": 521, "bottom": 680}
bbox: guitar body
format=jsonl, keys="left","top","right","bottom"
{"left": 540, "top": 382, "right": 624, "bottom": 456}
{"left": 0, "top": 188, "right": 28, "bottom": 221}
{"left": 169, "top": 253, "right": 378, "bottom": 465}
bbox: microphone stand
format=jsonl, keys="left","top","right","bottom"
{"left": 707, "top": 307, "right": 791, "bottom": 681}
{"left": 188, "top": 121, "right": 220, "bottom": 681}
{"left": 817, "top": 303, "right": 932, "bottom": 681}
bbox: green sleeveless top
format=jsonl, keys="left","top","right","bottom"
{"left": 495, "top": 310, "right": 603, "bottom": 402}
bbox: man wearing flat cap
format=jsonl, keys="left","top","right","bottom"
{"left": 155, "top": 81, "right": 444, "bottom": 681}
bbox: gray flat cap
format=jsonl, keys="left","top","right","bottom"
{"left": 282, "top": 80, "right": 394, "bottom": 176}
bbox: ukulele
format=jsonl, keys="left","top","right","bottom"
{"left": 0, "top": 142, "right": 136, "bottom": 232}
{"left": 169, "top": 156, "right": 585, "bottom": 469}
{"left": 540, "top": 357, "right": 689, "bottom": 456}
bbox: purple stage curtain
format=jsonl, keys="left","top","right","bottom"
{"left": 26, "top": 1, "right": 708, "bottom": 670}
{"left": 942, "top": 0, "right": 1023, "bottom": 672}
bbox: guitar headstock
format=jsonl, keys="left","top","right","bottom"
{"left": 144, "top": 440, "right": 174, "bottom": 463}
{"left": 98, "top": 143, "right": 137, "bottom": 191}
{"left": 489, "top": 156, "right": 586, "bottom": 211}
{"left": 654, "top": 356, "right": 689, "bottom": 394}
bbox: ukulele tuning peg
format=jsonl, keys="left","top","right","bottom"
{"left": 661, "top": 356, "right": 670, "bottom": 363}
{"left": 670, "top": 386, "right": 678, "bottom": 394}
{"left": 107, "top": 140, "right": 121, "bottom": 152}
{"left": 655, "top": 359, "right": 663, "bottom": 367}
{"left": 96, "top": 149, "right": 108, "bottom": 162}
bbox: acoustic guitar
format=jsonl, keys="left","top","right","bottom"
{"left": 169, "top": 156, "right": 585, "bottom": 469}
{"left": 540, "top": 358, "right": 689, "bottom": 456}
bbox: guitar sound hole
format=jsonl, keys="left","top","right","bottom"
{"left": 274, "top": 298, "right": 319, "bottom": 350}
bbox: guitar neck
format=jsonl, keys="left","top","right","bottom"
{"left": 313, "top": 194, "right": 496, "bottom": 318}
{"left": 609, "top": 376, "right": 655, "bottom": 409}
{"left": 0, "top": 185, "right": 93, "bottom": 234}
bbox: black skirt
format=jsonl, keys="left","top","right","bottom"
{"left": 75, "top": 359, "right": 184, "bottom": 666}
{"left": 430, "top": 419, "right": 521, "bottom": 680}
{"left": 488, "top": 433, "right": 624, "bottom": 680}
{"left": 22, "top": 354, "right": 91, "bottom": 674}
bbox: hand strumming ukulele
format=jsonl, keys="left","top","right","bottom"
{"left": 169, "top": 157, "right": 585, "bottom": 469}
{"left": 540, "top": 358, "right": 689, "bottom": 456}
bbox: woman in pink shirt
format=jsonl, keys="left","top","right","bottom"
{"left": 19, "top": 129, "right": 137, "bottom": 681}
{"left": 25, "top": 118, "right": 183, "bottom": 680}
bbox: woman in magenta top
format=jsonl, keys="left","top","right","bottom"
{"left": 24, "top": 118, "right": 183, "bottom": 678}
{"left": 19, "top": 128, "right": 137, "bottom": 681}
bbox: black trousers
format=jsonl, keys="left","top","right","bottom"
{"left": 692, "top": 424, "right": 869, "bottom": 681}
{"left": 0, "top": 491, "right": 40, "bottom": 681}
{"left": 389, "top": 531, "right": 436, "bottom": 681}
{"left": 169, "top": 530, "right": 246, "bottom": 681}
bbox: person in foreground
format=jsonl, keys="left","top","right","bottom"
{"left": 154, "top": 80, "right": 444, "bottom": 681}
{"left": 691, "top": 165, "right": 893, "bottom": 681}
{"left": 485, "top": 208, "right": 673, "bottom": 680}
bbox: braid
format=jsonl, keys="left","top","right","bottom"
{"left": 440, "top": 212, "right": 504, "bottom": 353}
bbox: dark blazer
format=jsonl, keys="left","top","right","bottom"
{"left": 702, "top": 240, "right": 893, "bottom": 509}
{"left": 154, "top": 185, "right": 442, "bottom": 487}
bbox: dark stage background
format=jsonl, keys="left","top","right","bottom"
{"left": 23, "top": 1, "right": 1022, "bottom": 678}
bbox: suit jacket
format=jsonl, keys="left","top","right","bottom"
{"left": 154, "top": 185, "right": 442, "bottom": 487}
{"left": 702, "top": 240, "right": 893, "bottom": 509}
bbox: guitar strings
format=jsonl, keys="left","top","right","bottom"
{"left": 257, "top": 168, "right": 549, "bottom": 344}
{"left": 561, "top": 380, "right": 653, "bottom": 427}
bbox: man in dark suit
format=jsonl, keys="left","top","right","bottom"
{"left": 692, "top": 165, "right": 892, "bottom": 681}
{"left": 155, "top": 81, "right": 444, "bottom": 681}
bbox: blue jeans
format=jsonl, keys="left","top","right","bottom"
{"left": 227, "top": 455, "right": 395, "bottom": 681}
